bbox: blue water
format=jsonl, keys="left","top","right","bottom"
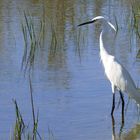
{"left": 0, "top": 0, "right": 140, "bottom": 139}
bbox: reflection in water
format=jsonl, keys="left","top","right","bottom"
{"left": 111, "top": 112, "right": 140, "bottom": 140}
{"left": 111, "top": 115, "right": 124, "bottom": 140}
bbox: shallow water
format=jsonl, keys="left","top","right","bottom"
{"left": 0, "top": 0, "right": 140, "bottom": 139}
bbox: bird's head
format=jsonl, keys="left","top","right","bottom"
{"left": 78, "top": 16, "right": 116, "bottom": 32}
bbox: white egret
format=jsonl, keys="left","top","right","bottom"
{"left": 78, "top": 16, "right": 140, "bottom": 115}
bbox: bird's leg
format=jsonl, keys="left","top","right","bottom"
{"left": 111, "top": 93, "right": 115, "bottom": 116}
{"left": 119, "top": 91, "right": 125, "bottom": 123}
{"left": 111, "top": 115, "right": 116, "bottom": 139}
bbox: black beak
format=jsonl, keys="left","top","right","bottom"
{"left": 78, "top": 20, "right": 96, "bottom": 27}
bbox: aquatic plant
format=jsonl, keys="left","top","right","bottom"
{"left": 21, "top": 11, "right": 45, "bottom": 74}
{"left": 12, "top": 99, "right": 25, "bottom": 140}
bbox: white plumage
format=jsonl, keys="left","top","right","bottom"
{"left": 78, "top": 16, "right": 140, "bottom": 115}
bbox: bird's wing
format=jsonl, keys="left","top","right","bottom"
{"left": 105, "top": 56, "right": 136, "bottom": 93}
{"left": 113, "top": 58, "right": 136, "bottom": 93}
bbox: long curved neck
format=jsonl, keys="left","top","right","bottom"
{"left": 99, "top": 31, "right": 109, "bottom": 61}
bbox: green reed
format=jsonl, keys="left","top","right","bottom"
{"left": 12, "top": 100, "right": 25, "bottom": 140}
{"left": 12, "top": 76, "right": 41, "bottom": 140}
{"left": 29, "top": 75, "right": 42, "bottom": 140}
{"left": 12, "top": 99, "right": 54, "bottom": 140}
{"left": 12, "top": 96, "right": 41, "bottom": 139}
{"left": 21, "top": 11, "right": 45, "bottom": 73}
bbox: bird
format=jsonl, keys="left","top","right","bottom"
{"left": 78, "top": 16, "right": 140, "bottom": 116}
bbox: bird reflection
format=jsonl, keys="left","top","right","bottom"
{"left": 111, "top": 110, "right": 140, "bottom": 140}
{"left": 111, "top": 96, "right": 125, "bottom": 140}
{"left": 111, "top": 114, "right": 124, "bottom": 140}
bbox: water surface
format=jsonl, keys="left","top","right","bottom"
{"left": 0, "top": 0, "right": 140, "bottom": 139}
